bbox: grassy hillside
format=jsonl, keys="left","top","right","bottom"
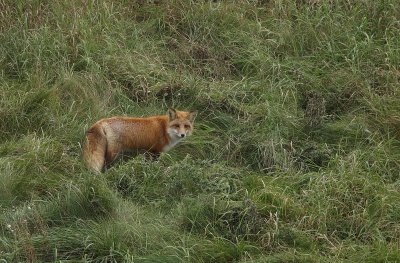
{"left": 1, "top": 0, "right": 400, "bottom": 262}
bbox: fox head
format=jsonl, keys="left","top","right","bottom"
{"left": 167, "top": 108, "right": 197, "bottom": 139}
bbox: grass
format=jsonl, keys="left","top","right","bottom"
{"left": 1, "top": 0, "right": 400, "bottom": 262}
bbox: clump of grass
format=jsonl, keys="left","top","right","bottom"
{"left": 178, "top": 196, "right": 265, "bottom": 243}
{"left": 107, "top": 156, "right": 246, "bottom": 208}
{"left": 0, "top": 135, "right": 78, "bottom": 202}
{"left": 300, "top": 168, "right": 397, "bottom": 241}
{"left": 0, "top": 175, "right": 118, "bottom": 262}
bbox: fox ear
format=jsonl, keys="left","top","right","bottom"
{"left": 167, "top": 108, "right": 177, "bottom": 120}
{"left": 188, "top": 111, "right": 197, "bottom": 123}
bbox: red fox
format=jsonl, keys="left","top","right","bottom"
{"left": 83, "top": 108, "right": 197, "bottom": 173}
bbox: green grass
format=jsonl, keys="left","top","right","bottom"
{"left": 1, "top": 0, "right": 400, "bottom": 262}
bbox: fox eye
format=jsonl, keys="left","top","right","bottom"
{"left": 172, "top": 124, "right": 180, "bottom": 128}
{"left": 184, "top": 125, "right": 190, "bottom": 129}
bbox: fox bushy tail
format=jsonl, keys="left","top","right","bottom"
{"left": 83, "top": 126, "right": 107, "bottom": 173}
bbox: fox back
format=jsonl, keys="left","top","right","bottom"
{"left": 83, "top": 108, "right": 197, "bottom": 173}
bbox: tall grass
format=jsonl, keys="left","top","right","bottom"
{"left": 1, "top": 0, "right": 399, "bottom": 262}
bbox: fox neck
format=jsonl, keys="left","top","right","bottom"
{"left": 162, "top": 128, "right": 184, "bottom": 152}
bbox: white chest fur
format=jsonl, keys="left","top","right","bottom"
{"left": 162, "top": 127, "right": 187, "bottom": 152}
{"left": 162, "top": 135, "right": 183, "bottom": 152}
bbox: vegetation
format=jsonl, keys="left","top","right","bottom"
{"left": 1, "top": 0, "right": 400, "bottom": 262}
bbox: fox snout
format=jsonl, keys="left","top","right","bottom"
{"left": 176, "top": 127, "right": 188, "bottom": 138}
{"left": 173, "top": 128, "right": 188, "bottom": 138}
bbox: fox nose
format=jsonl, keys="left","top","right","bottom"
{"left": 180, "top": 134, "right": 185, "bottom": 138}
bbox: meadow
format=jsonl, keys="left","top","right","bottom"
{"left": 1, "top": 0, "right": 400, "bottom": 262}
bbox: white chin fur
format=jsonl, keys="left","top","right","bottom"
{"left": 163, "top": 129, "right": 185, "bottom": 152}
{"left": 167, "top": 129, "right": 180, "bottom": 139}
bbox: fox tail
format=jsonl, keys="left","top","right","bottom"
{"left": 83, "top": 126, "right": 107, "bottom": 173}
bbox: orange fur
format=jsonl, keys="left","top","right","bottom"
{"left": 83, "top": 109, "right": 196, "bottom": 173}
